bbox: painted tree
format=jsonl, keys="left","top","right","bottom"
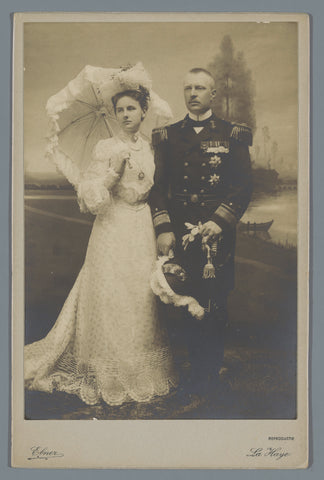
{"left": 271, "top": 141, "right": 279, "bottom": 169}
{"left": 255, "top": 144, "right": 261, "bottom": 163}
{"left": 262, "top": 126, "right": 271, "bottom": 169}
{"left": 207, "top": 35, "right": 256, "bottom": 131}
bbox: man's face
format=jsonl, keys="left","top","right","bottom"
{"left": 183, "top": 72, "right": 216, "bottom": 115}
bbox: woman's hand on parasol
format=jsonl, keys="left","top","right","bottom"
{"left": 103, "top": 151, "right": 129, "bottom": 189}
{"left": 113, "top": 150, "right": 130, "bottom": 174}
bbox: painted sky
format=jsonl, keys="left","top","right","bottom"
{"left": 24, "top": 21, "right": 298, "bottom": 178}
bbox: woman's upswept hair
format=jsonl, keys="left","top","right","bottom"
{"left": 112, "top": 86, "right": 150, "bottom": 113}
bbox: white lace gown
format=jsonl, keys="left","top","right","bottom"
{"left": 24, "top": 135, "right": 177, "bottom": 406}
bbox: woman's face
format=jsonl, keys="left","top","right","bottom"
{"left": 115, "top": 96, "right": 143, "bottom": 134}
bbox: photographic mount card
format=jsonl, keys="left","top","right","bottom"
{"left": 12, "top": 12, "right": 309, "bottom": 469}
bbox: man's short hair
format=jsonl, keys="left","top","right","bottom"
{"left": 188, "top": 68, "right": 216, "bottom": 88}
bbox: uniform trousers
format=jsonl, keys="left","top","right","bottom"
{"left": 163, "top": 299, "right": 227, "bottom": 395}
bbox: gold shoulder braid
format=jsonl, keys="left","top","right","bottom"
{"left": 230, "top": 122, "right": 253, "bottom": 146}
{"left": 152, "top": 126, "right": 168, "bottom": 146}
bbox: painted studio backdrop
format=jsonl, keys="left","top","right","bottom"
{"left": 24, "top": 21, "right": 298, "bottom": 420}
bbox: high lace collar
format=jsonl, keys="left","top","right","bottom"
{"left": 118, "top": 131, "right": 143, "bottom": 151}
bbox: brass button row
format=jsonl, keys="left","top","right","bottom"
{"left": 183, "top": 188, "right": 205, "bottom": 193}
{"left": 183, "top": 194, "right": 207, "bottom": 206}
{"left": 184, "top": 176, "right": 206, "bottom": 180}
{"left": 183, "top": 200, "right": 206, "bottom": 207}
{"left": 184, "top": 162, "right": 207, "bottom": 167}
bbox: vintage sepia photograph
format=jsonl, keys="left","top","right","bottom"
{"left": 12, "top": 12, "right": 309, "bottom": 468}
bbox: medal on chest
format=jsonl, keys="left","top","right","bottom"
{"left": 208, "top": 173, "right": 221, "bottom": 186}
{"left": 200, "top": 140, "right": 229, "bottom": 187}
{"left": 201, "top": 140, "right": 229, "bottom": 154}
{"left": 208, "top": 155, "right": 222, "bottom": 169}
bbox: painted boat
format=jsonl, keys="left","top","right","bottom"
{"left": 238, "top": 219, "right": 274, "bottom": 232}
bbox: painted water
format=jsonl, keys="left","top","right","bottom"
{"left": 24, "top": 188, "right": 298, "bottom": 247}
{"left": 241, "top": 191, "right": 297, "bottom": 247}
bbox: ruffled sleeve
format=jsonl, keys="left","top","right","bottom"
{"left": 77, "top": 139, "right": 120, "bottom": 215}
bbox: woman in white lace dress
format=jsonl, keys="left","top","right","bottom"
{"left": 24, "top": 86, "right": 177, "bottom": 406}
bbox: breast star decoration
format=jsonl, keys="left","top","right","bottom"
{"left": 208, "top": 155, "right": 222, "bottom": 169}
{"left": 208, "top": 173, "right": 221, "bottom": 186}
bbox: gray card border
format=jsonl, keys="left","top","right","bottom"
{"left": 2, "top": 0, "right": 322, "bottom": 477}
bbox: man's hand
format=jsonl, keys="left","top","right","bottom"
{"left": 200, "top": 220, "right": 222, "bottom": 244}
{"left": 157, "top": 232, "right": 176, "bottom": 256}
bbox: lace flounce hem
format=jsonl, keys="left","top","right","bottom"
{"left": 25, "top": 347, "right": 178, "bottom": 406}
{"left": 25, "top": 370, "right": 178, "bottom": 406}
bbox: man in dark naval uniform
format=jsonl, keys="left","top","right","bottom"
{"left": 149, "top": 68, "right": 253, "bottom": 399}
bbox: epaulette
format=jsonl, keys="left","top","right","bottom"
{"left": 230, "top": 123, "right": 253, "bottom": 146}
{"left": 152, "top": 126, "right": 168, "bottom": 146}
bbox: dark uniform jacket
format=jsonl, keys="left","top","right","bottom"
{"left": 149, "top": 113, "right": 253, "bottom": 302}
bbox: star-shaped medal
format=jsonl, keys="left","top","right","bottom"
{"left": 209, "top": 174, "right": 221, "bottom": 186}
{"left": 209, "top": 155, "right": 222, "bottom": 169}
